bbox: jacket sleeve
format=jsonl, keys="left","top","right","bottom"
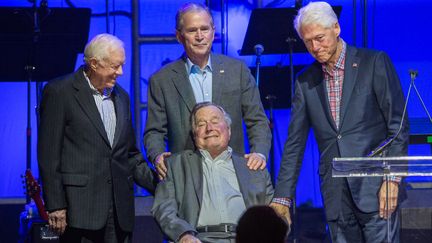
{"left": 372, "top": 51, "right": 409, "bottom": 156}
{"left": 239, "top": 62, "right": 272, "bottom": 158}
{"left": 263, "top": 168, "right": 275, "bottom": 204}
{"left": 274, "top": 79, "right": 311, "bottom": 198}
{"left": 143, "top": 74, "right": 169, "bottom": 163}
{"left": 117, "top": 90, "right": 157, "bottom": 194}
{"left": 151, "top": 157, "right": 196, "bottom": 241}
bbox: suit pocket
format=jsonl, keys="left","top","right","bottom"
{"left": 62, "top": 174, "right": 89, "bottom": 187}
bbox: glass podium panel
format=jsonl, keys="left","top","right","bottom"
{"left": 332, "top": 156, "right": 432, "bottom": 177}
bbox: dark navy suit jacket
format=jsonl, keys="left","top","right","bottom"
{"left": 274, "top": 45, "right": 409, "bottom": 220}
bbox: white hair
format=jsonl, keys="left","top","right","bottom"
{"left": 294, "top": 1, "right": 338, "bottom": 38}
{"left": 83, "top": 33, "right": 124, "bottom": 65}
{"left": 190, "top": 102, "right": 232, "bottom": 134}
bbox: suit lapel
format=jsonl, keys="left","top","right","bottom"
{"left": 232, "top": 154, "right": 253, "bottom": 208}
{"left": 171, "top": 56, "right": 196, "bottom": 112}
{"left": 339, "top": 46, "right": 360, "bottom": 128}
{"left": 313, "top": 63, "right": 338, "bottom": 131}
{"left": 189, "top": 151, "right": 203, "bottom": 205}
{"left": 111, "top": 88, "right": 125, "bottom": 149}
{"left": 72, "top": 69, "right": 110, "bottom": 146}
{"left": 211, "top": 54, "right": 224, "bottom": 104}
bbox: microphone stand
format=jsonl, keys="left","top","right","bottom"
{"left": 369, "top": 72, "right": 409, "bottom": 242}
{"left": 368, "top": 69, "right": 432, "bottom": 242}
{"left": 368, "top": 70, "right": 431, "bottom": 157}
{"left": 408, "top": 70, "right": 432, "bottom": 123}
{"left": 255, "top": 52, "right": 261, "bottom": 86}
{"left": 24, "top": 0, "right": 43, "bottom": 204}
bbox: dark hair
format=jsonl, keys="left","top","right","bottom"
{"left": 236, "top": 206, "right": 289, "bottom": 243}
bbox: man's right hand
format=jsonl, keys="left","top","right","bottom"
{"left": 154, "top": 152, "right": 171, "bottom": 180}
{"left": 270, "top": 202, "right": 292, "bottom": 226}
{"left": 48, "top": 209, "right": 67, "bottom": 235}
{"left": 179, "top": 233, "right": 202, "bottom": 243}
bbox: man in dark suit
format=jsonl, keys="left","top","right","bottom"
{"left": 38, "top": 34, "right": 156, "bottom": 242}
{"left": 144, "top": 2, "right": 271, "bottom": 180}
{"left": 152, "top": 102, "right": 274, "bottom": 243}
{"left": 270, "top": 2, "right": 409, "bottom": 242}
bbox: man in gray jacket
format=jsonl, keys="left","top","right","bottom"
{"left": 144, "top": 2, "right": 271, "bottom": 180}
{"left": 152, "top": 102, "right": 274, "bottom": 243}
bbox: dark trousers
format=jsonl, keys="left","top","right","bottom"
{"left": 60, "top": 207, "right": 131, "bottom": 243}
{"left": 327, "top": 179, "right": 400, "bottom": 243}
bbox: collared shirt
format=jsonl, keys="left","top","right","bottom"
{"left": 321, "top": 41, "right": 402, "bottom": 184}
{"left": 322, "top": 40, "right": 346, "bottom": 129}
{"left": 83, "top": 71, "right": 116, "bottom": 146}
{"left": 186, "top": 57, "right": 213, "bottom": 103}
{"left": 197, "top": 147, "right": 246, "bottom": 227}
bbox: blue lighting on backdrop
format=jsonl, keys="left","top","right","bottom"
{"left": 1, "top": 0, "right": 431, "bottom": 210}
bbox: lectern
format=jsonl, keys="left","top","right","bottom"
{"left": 333, "top": 156, "right": 432, "bottom": 242}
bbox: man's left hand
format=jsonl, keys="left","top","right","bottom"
{"left": 244, "top": 153, "right": 266, "bottom": 170}
{"left": 379, "top": 181, "right": 399, "bottom": 219}
{"left": 48, "top": 209, "right": 67, "bottom": 235}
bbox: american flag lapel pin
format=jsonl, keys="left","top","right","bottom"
{"left": 352, "top": 63, "right": 358, "bottom": 68}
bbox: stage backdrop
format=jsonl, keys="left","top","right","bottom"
{"left": 1, "top": 0, "right": 431, "bottom": 210}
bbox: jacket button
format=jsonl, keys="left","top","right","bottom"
{"left": 107, "top": 179, "right": 112, "bottom": 184}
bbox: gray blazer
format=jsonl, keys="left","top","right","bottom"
{"left": 144, "top": 54, "right": 271, "bottom": 163}
{"left": 151, "top": 150, "right": 274, "bottom": 241}
{"left": 38, "top": 67, "right": 156, "bottom": 231}
{"left": 274, "top": 45, "right": 408, "bottom": 220}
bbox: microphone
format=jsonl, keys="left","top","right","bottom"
{"left": 253, "top": 44, "right": 264, "bottom": 86}
{"left": 367, "top": 137, "right": 395, "bottom": 157}
{"left": 409, "top": 69, "right": 418, "bottom": 80}
{"left": 254, "top": 44, "right": 264, "bottom": 56}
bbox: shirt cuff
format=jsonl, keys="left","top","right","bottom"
{"left": 272, "top": 197, "right": 292, "bottom": 208}
{"left": 176, "top": 230, "right": 197, "bottom": 242}
{"left": 384, "top": 175, "right": 402, "bottom": 184}
{"left": 257, "top": 153, "right": 266, "bottom": 161}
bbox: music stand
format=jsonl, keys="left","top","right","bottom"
{"left": 0, "top": 7, "right": 91, "bottom": 81}
{"left": 332, "top": 156, "right": 432, "bottom": 242}
{"left": 250, "top": 65, "right": 308, "bottom": 109}
{"left": 0, "top": 7, "right": 91, "bottom": 203}
{"left": 240, "top": 8, "right": 307, "bottom": 56}
{"left": 240, "top": 6, "right": 342, "bottom": 95}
